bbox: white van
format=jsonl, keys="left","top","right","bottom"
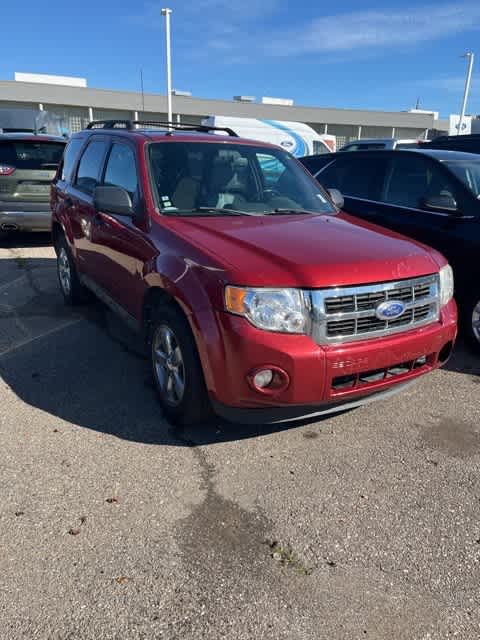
{"left": 202, "top": 116, "right": 335, "bottom": 156}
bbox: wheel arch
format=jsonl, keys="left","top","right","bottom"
{"left": 51, "top": 221, "right": 63, "bottom": 252}
{"left": 141, "top": 284, "right": 223, "bottom": 397}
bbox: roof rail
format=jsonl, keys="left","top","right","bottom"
{"left": 85, "top": 120, "right": 238, "bottom": 137}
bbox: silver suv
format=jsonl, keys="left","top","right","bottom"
{"left": 340, "top": 138, "right": 421, "bottom": 152}
{"left": 0, "top": 133, "right": 66, "bottom": 235}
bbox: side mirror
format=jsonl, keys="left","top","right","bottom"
{"left": 93, "top": 185, "right": 134, "bottom": 216}
{"left": 422, "top": 194, "right": 458, "bottom": 213}
{"left": 328, "top": 188, "right": 344, "bottom": 209}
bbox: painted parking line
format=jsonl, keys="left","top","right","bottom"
{"left": 0, "top": 318, "right": 82, "bottom": 358}
{"left": 0, "top": 275, "right": 28, "bottom": 293}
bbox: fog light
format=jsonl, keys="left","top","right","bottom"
{"left": 253, "top": 369, "right": 274, "bottom": 389}
{"left": 414, "top": 355, "right": 427, "bottom": 368}
{"left": 248, "top": 366, "right": 290, "bottom": 394}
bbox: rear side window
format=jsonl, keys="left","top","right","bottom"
{"left": 61, "top": 138, "right": 83, "bottom": 182}
{"left": 75, "top": 139, "right": 109, "bottom": 194}
{"left": 317, "top": 155, "right": 388, "bottom": 200}
{"left": 0, "top": 140, "right": 65, "bottom": 169}
{"left": 103, "top": 143, "right": 138, "bottom": 197}
{"left": 342, "top": 143, "right": 386, "bottom": 151}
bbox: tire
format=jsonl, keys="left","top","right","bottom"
{"left": 55, "top": 235, "right": 88, "bottom": 305}
{"left": 149, "top": 304, "right": 212, "bottom": 426}
{"left": 460, "top": 293, "right": 480, "bottom": 354}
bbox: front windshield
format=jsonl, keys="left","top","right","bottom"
{"left": 148, "top": 141, "right": 336, "bottom": 216}
{"left": 445, "top": 159, "right": 480, "bottom": 198}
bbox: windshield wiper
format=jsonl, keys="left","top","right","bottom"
{"left": 167, "top": 207, "right": 258, "bottom": 217}
{"left": 194, "top": 207, "right": 258, "bottom": 216}
{"left": 267, "top": 208, "right": 326, "bottom": 215}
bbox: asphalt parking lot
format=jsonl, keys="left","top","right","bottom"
{"left": 1, "top": 234, "right": 480, "bottom": 640}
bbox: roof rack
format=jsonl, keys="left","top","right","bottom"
{"left": 85, "top": 119, "right": 238, "bottom": 137}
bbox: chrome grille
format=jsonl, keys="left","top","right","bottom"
{"left": 309, "top": 274, "right": 440, "bottom": 344}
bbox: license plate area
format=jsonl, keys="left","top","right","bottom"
{"left": 17, "top": 182, "right": 50, "bottom": 195}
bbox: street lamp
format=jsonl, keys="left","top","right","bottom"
{"left": 458, "top": 52, "right": 475, "bottom": 136}
{"left": 161, "top": 8, "right": 173, "bottom": 125}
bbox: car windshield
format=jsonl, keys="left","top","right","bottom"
{"left": 148, "top": 141, "right": 336, "bottom": 216}
{"left": 0, "top": 140, "right": 65, "bottom": 169}
{"left": 445, "top": 159, "right": 480, "bottom": 198}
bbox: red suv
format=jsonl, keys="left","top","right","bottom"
{"left": 51, "top": 120, "right": 457, "bottom": 426}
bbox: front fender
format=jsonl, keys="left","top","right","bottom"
{"left": 144, "top": 253, "right": 228, "bottom": 397}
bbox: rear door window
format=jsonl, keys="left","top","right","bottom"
{"left": 316, "top": 154, "right": 388, "bottom": 200}
{"left": 0, "top": 140, "right": 65, "bottom": 170}
{"left": 61, "top": 138, "right": 83, "bottom": 182}
{"left": 75, "top": 139, "right": 109, "bottom": 195}
{"left": 381, "top": 154, "right": 458, "bottom": 210}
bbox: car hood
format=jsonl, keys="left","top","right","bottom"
{"left": 169, "top": 213, "right": 443, "bottom": 288}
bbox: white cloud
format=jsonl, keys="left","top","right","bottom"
{"left": 128, "top": 1, "right": 480, "bottom": 65}
{"left": 424, "top": 74, "right": 480, "bottom": 93}
{"left": 266, "top": 3, "right": 480, "bottom": 56}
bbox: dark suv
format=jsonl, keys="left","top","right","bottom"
{"left": 51, "top": 121, "right": 456, "bottom": 426}
{"left": 0, "top": 133, "right": 66, "bottom": 235}
{"left": 300, "top": 148, "right": 480, "bottom": 352}
{"left": 423, "top": 133, "right": 480, "bottom": 154}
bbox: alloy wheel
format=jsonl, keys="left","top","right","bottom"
{"left": 152, "top": 325, "right": 185, "bottom": 406}
{"left": 58, "top": 247, "right": 71, "bottom": 296}
{"left": 472, "top": 299, "right": 480, "bottom": 344}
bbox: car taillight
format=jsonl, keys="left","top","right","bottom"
{"left": 0, "top": 165, "right": 16, "bottom": 176}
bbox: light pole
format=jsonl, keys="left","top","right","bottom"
{"left": 458, "top": 52, "right": 474, "bottom": 136}
{"left": 161, "top": 8, "right": 173, "bottom": 125}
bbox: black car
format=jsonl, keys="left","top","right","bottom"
{"left": 300, "top": 149, "right": 480, "bottom": 352}
{"left": 423, "top": 133, "right": 480, "bottom": 154}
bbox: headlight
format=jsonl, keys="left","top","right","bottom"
{"left": 225, "top": 286, "right": 309, "bottom": 333}
{"left": 439, "top": 264, "right": 454, "bottom": 306}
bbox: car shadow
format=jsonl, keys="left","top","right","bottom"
{"left": 1, "top": 231, "right": 52, "bottom": 248}
{"left": 0, "top": 256, "right": 338, "bottom": 447}
{"left": 444, "top": 339, "right": 480, "bottom": 377}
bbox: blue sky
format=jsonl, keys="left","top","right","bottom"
{"left": 2, "top": 1, "right": 480, "bottom": 116}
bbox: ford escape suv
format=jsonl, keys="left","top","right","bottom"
{"left": 51, "top": 120, "right": 457, "bottom": 426}
{"left": 0, "top": 133, "right": 66, "bottom": 235}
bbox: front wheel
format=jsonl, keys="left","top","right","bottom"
{"left": 461, "top": 294, "right": 480, "bottom": 354}
{"left": 149, "top": 305, "right": 212, "bottom": 426}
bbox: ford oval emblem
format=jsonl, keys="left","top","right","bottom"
{"left": 375, "top": 300, "right": 406, "bottom": 320}
{"left": 280, "top": 140, "right": 294, "bottom": 148}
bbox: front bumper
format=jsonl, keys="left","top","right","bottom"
{"left": 206, "top": 299, "right": 457, "bottom": 422}
{"left": 0, "top": 202, "right": 51, "bottom": 232}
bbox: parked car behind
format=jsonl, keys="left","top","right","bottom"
{"left": 423, "top": 133, "right": 480, "bottom": 154}
{"left": 51, "top": 121, "right": 456, "bottom": 426}
{"left": 300, "top": 148, "right": 480, "bottom": 351}
{"left": 0, "top": 133, "right": 66, "bottom": 236}
{"left": 339, "top": 138, "right": 421, "bottom": 152}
